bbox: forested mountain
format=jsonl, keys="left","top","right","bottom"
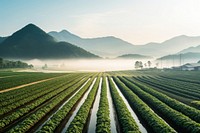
{"left": 0, "top": 24, "right": 99, "bottom": 59}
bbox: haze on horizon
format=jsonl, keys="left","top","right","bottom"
{"left": 1, "top": 0, "right": 200, "bottom": 44}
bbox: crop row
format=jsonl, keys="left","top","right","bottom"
{"left": 0, "top": 74, "right": 88, "bottom": 104}
{"left": 141, "top": 76, "right": 200, "bottom": 95}
{"left": 135, "top": 77, "right": 199, "bottom": 100}
{"left": 6, "top": 76, "right": 89, "bottom": 133}
{"left": 108, "top": 77, "right": 140, "bottom": 133}
{"left": 0, "top": 74, "right": 83, "bottom": 116}
{"left": 0, "top": 74, "right": 81, "bottom": 108}
{"left": 159, "top": 75, "right": 200, "bottom": 84}
{"left": 0, "top": 71, "right": 27, "bottom": 77}
{"left": 191, "top": 101, "right": 200, "bottom": 110}
{"left": 137, "top": 76, "right": 200, "bottom": 98}
{"left": 37, "top": 77, "right": 95, "bottom": 132}
{"left": 66, "top": 76, "right": 101, "bottom": 133}
{"left": 96, "top": 76, "right": 111, "bottom": 133}
{"left": 0, "top": 73, "right": 65, "bottom": 90}
{"left": 149, "top": 76, "right": 200, "bottom": 93}
{"left": 0, "top": 73, "right": 73, "bottom": 99}
{"left": 0, "top": 73, "right": 64, "bottom": 85}
{"left": 119, "top": 76, "right": 200, "bottom": 133}
{"left": 0, "top": 75, "right": 87, "bottom": 130}
{"left": 125, "top": 77, "right": 200, "bottom": 123}
{"left": 112, "top": 77, "right": 176, "bottom": 133}
{"left": 146, "top": 75, "right": 200, "bottom": 90}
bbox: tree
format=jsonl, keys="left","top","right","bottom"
{"left": 147, "top": 61, "right": 152, "bottom": 68}
{"left": 139, "top": 61, "right": 143, "bottom": 69}
{"left": 135, "top": 61, "right": 143, "bottom": 69}
{"left": 0, "top": 59, "right": 30, "bottom": 69}
{"left": 135, "top": 61, "right": 140, "bottom": 69}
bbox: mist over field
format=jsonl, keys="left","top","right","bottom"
{"left": 22, "top": 57, "right": 200, "bottom": 72}
{"left": 24, "top": 59, "right": 154, "bottom": 72}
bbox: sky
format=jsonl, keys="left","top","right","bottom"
{"left": 1, "top": 0, "right": 200, "bottom": 44}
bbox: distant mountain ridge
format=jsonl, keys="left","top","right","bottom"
{"left": 0, "top": 24, "right": 99, "bottom": 59}
{"left": 157, "top": 52, "right": 200, "bottom": 64}
{"left": 49, "top": 30, "right": 200, "bottom": 57}
{"left": 49, "top": 31, "right": 135, "bottom": 57}
{"left": 2, "top": 24, "right": 200, "bottom": 59}
{"left": 179, "top": 45, "right": 200, "bottom": 54}
{"left": 49, "top": 30, "right": 82, "bottom": 42}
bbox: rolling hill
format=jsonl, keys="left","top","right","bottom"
{"left": 157, "top": 52, "right": 200, "bottom": 63}
{"left": 49, "top": 30, "right": 200, "bottom": 57}
{"left": 0, "top": 24, "right": 99, "bottom": 59}
{"left": 179, "top": 45, "right": 200, "bottom": 54}
{"left": 2, "top": 24, "right": 200, "bottom": 59}
{"left": 137, "top": 35, "right": 200, "bottom": 57}
{"left": 49, "top": 31, "right": 135, "bottom": 57}
{"left": 0, "top": 37, "right": 7, "bottom": 44}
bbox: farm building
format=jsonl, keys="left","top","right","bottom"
{"left": 180, "top": 63, "right": 200, "bottom": 71}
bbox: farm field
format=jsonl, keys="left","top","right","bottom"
{"left": 0, "top": 70, "right": 200, "bottom": 133}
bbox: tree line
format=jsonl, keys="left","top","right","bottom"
{"left": 0, "top": 57, "right": 33, "bottom": 69}
{"left": 135, "top": 61, "right": 152, "bottom": 69}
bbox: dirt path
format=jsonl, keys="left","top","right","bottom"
{"left": 0, "top": 76, "right": 63, "bottom": 93}
{"left": 0, "top": 75, "right": 23, "bottom": 79}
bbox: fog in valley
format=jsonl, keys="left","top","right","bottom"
{"left": 24, "top": 59, "right": 151, "bottom": 72}
{"left": 20, "top": 58, "right": 199, "bottom": 72}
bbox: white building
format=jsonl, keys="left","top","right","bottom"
{"left": 181, "top": 63, "right": 200, "bottom": 71}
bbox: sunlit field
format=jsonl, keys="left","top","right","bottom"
{"left": 1, "top": 0, "right": 200, "bottom": 132}
{"left": 0, "top": 70, "right": 200, "bottom": 132}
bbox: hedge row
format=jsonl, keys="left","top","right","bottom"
{"left": 96, "top": 76, "right": 111, "bottom": 133}
{"left": 66, "top": 77, "right": 101, "bottom": 133}
{"left": 112, "top": 77, "right": 176, "bottom": 133}
{"left": 125, "top": 76, "right": 200, "bottom": 123}
{"left": 6, "top": 76, "right": 88, "bottom": 133}
{"left": 119, "top": 76, "right": 200, "bottom": 133}
{"left": 108, "top": 77, "right": 140, "bottom": 133}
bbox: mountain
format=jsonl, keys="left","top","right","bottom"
{"left": 0, "top": 37, "right": 7, "bottom": 44}
{"left": 178, "top": 45, "right": 200, "bottom": 54}
{"left": 49, "top": 30, "right": 82, "bottom": 43}
{"left": 49, "top": 30, "right": 200, "bottom": 57}
{"left": 117, "top": 54, "right": 153, "bottom": 59}
{"left": 0, "top": 24, "right": 99, "bottom": 59}
{"left": 157, "top": 52, "right": 200, "bottom": 63}
{"left": 144, "top": 35, "right": 200, "bottom": 56}
{"left": 49, "top": 31, "right": 135, "bottom": 57}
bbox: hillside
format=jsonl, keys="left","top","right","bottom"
{"left": 157, "top": 52, "right": 200, "bottom": 63}
{"left": 0, "top": 37, "right": 7, "bottom": 44}
{"left": 179, "top": 45, "right": 200, "bottom": 54}
{"left": 49, "top": 30, "right": 200, "bottom": 57}
{"left": 0, "top": 24, "right": 99, "bottom": 59}
{"left": 49, "top": 30, "right": 82, "bottom": 43}
{"left": 117, "top": 54, "right": 153, "bottom": 59}
{"left": 49, "top": 31, "right": 135, "bottom": 57}
{"left": 139, "top": 35, "right": 200, "bottom": 57}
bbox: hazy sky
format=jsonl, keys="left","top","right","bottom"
{"left": 1, "top": 0, "right": 200, "bottom": 44}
